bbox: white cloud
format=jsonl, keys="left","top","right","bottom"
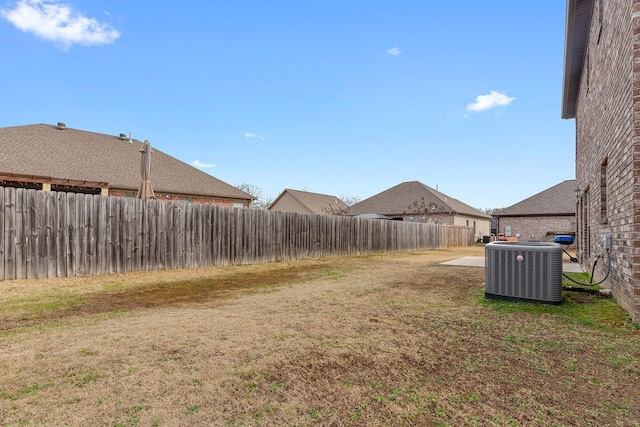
{"left": 244, "top": 132, "right": 265, "bottom": 141}
{"left": 466, "top": 91, "right": 515, "bottom": 112}
{"left": 0, "top": 0, "right": 120, "bottom": 49}
{"left": 385, "top": 47, "right": 401, "bottom": 56}
{"left": 192, "top": 160, "right": 215, "bottom": 169}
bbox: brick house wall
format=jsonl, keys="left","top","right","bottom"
{"left": 109, "top": 189, "right": 251, "bottom": 208}
{"left": 574, "top": 0, "right": 640, "bottom": 321}
{"left": 496, "top": 215, "right": 575, "bottom": 244}
{"left": 402, "top": 213, "right": 491, "bottom": 241}
{"left": 401, "top": 213, "right": 454, "bottom": 224}
{"left": 452, "top": 215, "right": 491, "bottom": 241}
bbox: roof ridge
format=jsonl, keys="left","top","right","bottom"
{"left": 0, "top": 122, "right": 254, "bottom": 201}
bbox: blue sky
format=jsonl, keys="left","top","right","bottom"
{"left": 0, "top": 0, "right": 575, "bottom": 209}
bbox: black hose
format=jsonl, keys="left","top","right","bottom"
{"left": 562, "top": 249, "right": 611, "bottom": 287}
{"left": 562, "top": 286, "right": 608, "bottom": 296}
{"left": 562, "top": 247, "right": 578, "bottom": 263}
{"left": 590, "top": 255, "right": 600, "bottom": 285}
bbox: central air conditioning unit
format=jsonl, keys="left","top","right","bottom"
{"left": 485, "top": 241, "right": 563, "bottom": 304}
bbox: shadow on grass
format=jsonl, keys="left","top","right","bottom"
{"left": 482, "top": 272, "right": 640, "bottom": 331}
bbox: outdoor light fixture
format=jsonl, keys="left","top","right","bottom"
{"left": 574, "top": 187, "right": 582, "bottom": 199}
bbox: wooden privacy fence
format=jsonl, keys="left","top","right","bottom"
{"left": 0, "top": 187, "right": 474, "bottom": 280}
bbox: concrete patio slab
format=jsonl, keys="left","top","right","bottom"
{"left": 439, "top": 256, "right": 485, "bottom": 267}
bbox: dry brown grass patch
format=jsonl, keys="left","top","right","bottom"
{"left": 1, "top": 245, "right": 639, "bottom": 426}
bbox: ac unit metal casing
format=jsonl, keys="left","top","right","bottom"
{"left": 485, "top": 241, "right": 563, "bottom": 304}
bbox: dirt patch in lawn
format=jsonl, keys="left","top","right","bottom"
{"left": 0, "top": 262, "right": 331, "bottom": 333}
{"left": 1, "top": 245, "right": 639, "bottom": 426}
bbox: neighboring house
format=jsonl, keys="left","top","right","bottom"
{"left": 347, "top": 181, "right": 491, "bottom": 241}
{"left": 493, "top": 180, "right": 577, "bottom": 244}
{"left": 562, "top": 0, "right": 640, "bottom": 321}
{"left": 0, "top": 123, "right": 254, "bottom": 207}
{"left": 267, "top": 189, "right": 348, "bottom": 215}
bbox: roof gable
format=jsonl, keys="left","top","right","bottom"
{"left": 347, "top": 181, "right": 491, "bottom": 219}
{"left": 268, "top": 189, "right": 348, "bottom": 214}
{"left": 494, "top": 180, "right": 577, "bottom": 216}
{"left": 0, "top": 123, "right": 253, "bottom": 200}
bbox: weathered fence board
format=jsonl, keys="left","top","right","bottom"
{"left": 15, "top": 189, "right": 26, "bottom": 280}
{"left": 0, "top": 187, "right": 475, "bottom": 280}
{"left": 5, "top": 188, "right": 15, "bottom": 280}
{"left": 0, "top": 189, "right": 5, "bottom": 280}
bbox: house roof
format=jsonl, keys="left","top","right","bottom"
{"left": 494, "top": 180, "right": 577, "bottom": 216}
{"left": 0, "top": 123, "right": 253, "bottom": 201}
{"left": 562, "top": 0, "right": 595, "bottom": 119}
{"left": 268, "top": 188, "right": 348, "bottom": 214}
{"left": 347, "top": 181, "right": 491, "bottom": 219}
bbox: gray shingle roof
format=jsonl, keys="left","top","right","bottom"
{"left": 268, "top": 189, "right": 348, "bottom": 214}
{"left": 494, "top": 180, "right": 577, "bottom": 216}
{"left": 0, "top": 123, "right": 253, "bottom": 200}
{"left": 347, "top": 181, "right": 491, "bottom": 219}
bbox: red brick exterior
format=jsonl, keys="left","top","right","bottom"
{"left": 496, "top": 215, "right": 576, "bottom": 245}
{"left": 108, "top": 189, "right": 251, "bottom": 208}
{"left": 575, "top": 0, "right": 640, "bottom": 321}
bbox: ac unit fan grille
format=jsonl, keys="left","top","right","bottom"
{"left": 485, "top": 242, "right": 563, "bottom": 304}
